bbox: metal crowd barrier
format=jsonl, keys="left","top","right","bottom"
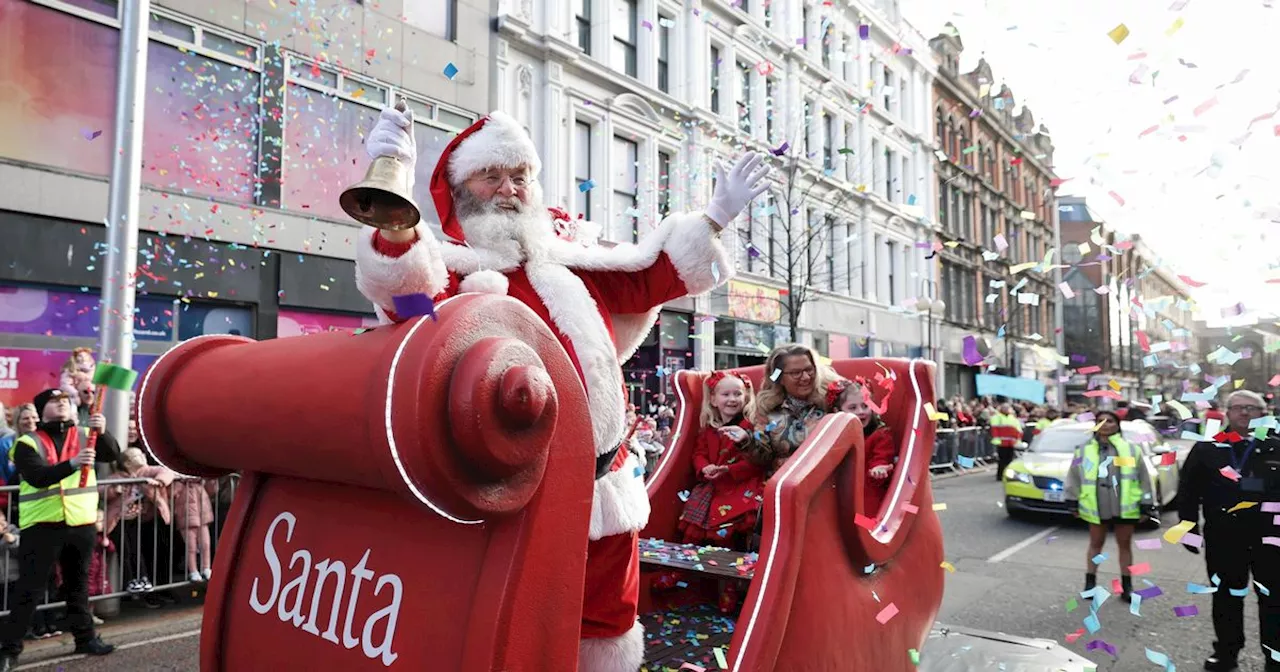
{"left": 0, "top": 474, "right": 238, "bottom": 618}
{"left": 930, "top": 427, "right": 993, "bottom": 474}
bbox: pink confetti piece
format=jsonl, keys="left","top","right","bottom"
{"left": 678, "top": 664, "right": 706, "bottom": 672}
{"left": 903, "top": 503, "right": 919, "bottom": 514}
{"left": 855, "top": 513, "right": 878, "bottom": 531}
{"left": 1109, "top": 191, "right": 1126, "bottom": 206}
{"left": 1128, "top": 562, "right": 1151, "bottom": 575}
{"left": 1065, "top": 628, "right": 1085, "bottom": 643}
{"left": 1263, "top": 502, "right": 1280, "bottom": 513}
{"left": 1193, "top": 97, "right": 1219, "bottom": 117}
{"left": 1220, "top": 466, "right": 1241, "bottom": 482}
{"left": 1264, "top": 537, "right": 1280, "bottom": 547}
{"left": 875, "top": 603, "right": 899, "bottom": 624}
{"left": 1136, "top": 538, "right": 1162, "bottom": 550}
{"left": 1182, "top": 532, "right": 1204, "bottom": 548}
{"left": 1138, "top": 124, "right": 1160, "bottom": 138}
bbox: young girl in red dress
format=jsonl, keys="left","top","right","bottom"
{"left": 678, "top": 371, "right": 765, "bottom": 547}
{"left": 676, "top": 370, "right": 765, "bottom": 613}
{"left": 828, "top": 378, "right": 897, "bottom": 516}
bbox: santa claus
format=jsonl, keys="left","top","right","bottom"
{"left": 352, "top": 105, "right": 768, "bottom": 671}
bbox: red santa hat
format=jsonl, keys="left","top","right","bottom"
{"left": 429, "top": 111, "right": 541, "bottom": 243}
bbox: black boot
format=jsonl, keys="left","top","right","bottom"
{"left": 1120, "top": 575, "right": 1133, "bottom": 603}
{"left": 0, "top": 653, "right": 14, "bottom": 672}
{"left": 1084, "top": 573, "right": 1097, "bottom": 591}
{"left": 74, "top": 637, "right": 115, "bottom": 656}
{"left": 1204, "top": 653, "right": 1239, "bottom": 671}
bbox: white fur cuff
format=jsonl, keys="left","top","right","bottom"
{"left": 459, "top": 269, "right": 509, "bottom": 295}
{"left": 589, "top": 453, "right": 651, "bottom": 540}
{"left": 354, "top": 225, "right": 449, "bottom": 317}
{"left": 661, "top": 211, "right": 734, "bottom": 295}
{"left": 578, "top": 621, "right": 644, "bottom": 672}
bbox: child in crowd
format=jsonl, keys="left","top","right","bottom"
{"left": 58, "top": 347, "right": 96, "bottom": 411}
{"left": 88, "top": 511, "right": 113, "bottom": 625}
{"left": 828, "top": 378, "right": 897, "bottom": 516}
{"left": 173, "top": 476, "right": 215, "bottom": 583}
{"left": 677, "top": 370, "right": 764, "bottom": 613}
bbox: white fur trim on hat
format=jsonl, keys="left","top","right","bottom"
{"left": 578, "top": 621, "right": 644, "bottom": 672}
{"left": 447, "top": 111, "right": 542, "bottom": 185}
{"left": 458, "top": 269, "right": 509, "bottom": 295}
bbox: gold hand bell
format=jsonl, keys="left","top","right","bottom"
{"left": 339, "top": 97, "right": 422, "bottom": 230}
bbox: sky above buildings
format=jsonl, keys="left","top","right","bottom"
{"left": 902, "top": 0, "right": 1280, "bottom": 323}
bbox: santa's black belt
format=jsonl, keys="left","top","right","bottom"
{"left": 596, "top": 444, "right": 625, "bottom": 480}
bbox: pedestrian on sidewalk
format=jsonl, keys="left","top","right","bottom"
{"left": 1176, "top": 389, "right": 1280, "bottom": 672}
{"left": 0, "top": 389, "right": 117, "bottom": 671}
{"left": 1063, "top": 410, "right": 1154, "bottom": 603}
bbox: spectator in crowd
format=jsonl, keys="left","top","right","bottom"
{"left": 172, "top": 476, "right": 215, "bottom": 584}
{"left": 104, "top": 448, "right": 174, "bottom": 601}
{"left": 57, "top": 349, "right": 95, "bottom": 413}
{"left": 0, "top": 405, "right": 11, "bottom": 443}
{"left": 0, "top": 405, "right": 36, "bottom": 520}
{"left": 1176, "top": 390, "right": 1280, "bottom": 672}
{"left": 87, "top": 511, "right": 111, "bottom": 626}
{"left": 745, "top": 344, "right": 835, "bottom": 475}
{"left": 71, "top": 374, "right": 95, "bottom": 428}
{"left": 1064, "top": 410, "right": 1154, "bottom": 604}
{"left": 635, "top": 420, "right": 666, "bottom": 478}
{"left": 0, "top": 512, "right": 16, "bottom": 604}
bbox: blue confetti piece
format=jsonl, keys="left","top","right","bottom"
{"left": 1230, "top": 587, "right": 1249, "bottom": 597}
{"left": 711, "top": 261, "right": 720, "bottom": 283}
{"left": 956, "top": 455, "right": 975, "bottom": 469}
{"left": 1083, "top": 612, "right": 1101, "bottom": 634}
{"left": 578, "top": 179, "right": 596, "bottom": 192}
{"left": 633, "top": 466, "right": 644, "bottom": 478}
{"left": 1257, "top": 581, "right": 1271, "bottom": 596}
{"left": 1211, "top": 573, "right": 1221, "bottom": 586}
{"left": 907, "top": 194, "right": 917, "bottom": 206}
{"left": 1130, "top": 594, "right": 1142, "bottom": 616}
{"left": 678, "top": 490, "right": 690, "bottom": 502}
{"left": 864, "top": 563, "right": 876, "bottom": 574}
{"left": 443, "top": 62, "right": 459, "bottom": 79}
{"left": 1092, "top": 553, "right": 1107, "bottom": 565}
{"left": 1187, "top": 582, "right": 1218, "bottom": 594}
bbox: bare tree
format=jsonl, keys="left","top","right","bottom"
{"left": 719, "top": 149, "right": 864, "bottom": 343}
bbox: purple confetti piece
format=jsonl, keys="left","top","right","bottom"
{"left": 747, "top": 244, "right": 761, "bottom": 259}
{"left": 1134, "top": 585, "right": 1163, "bottom": 599}
{"left": 969, "top": 109, "right": 982, "bottom": 118}
{"left": 1086, "top": 640, "right": 1118, "bottom": 658}
{"left": 962, "top": 335, "right": 984, "bottom": 365}
{"left": 1173, "top": 605, "right": 1199, "bottom": 617}
{"left": 392, "top": 293, "right": 437, "bottom": 320}
{"left": 81, "top": 128, "right": 102, "bottom": 141}
{"left": 641, "top": 19, "right": 653, "bottom": 30}
{"left": 770, "top": 142, "right": 790, "bottom": 156}
{"left": 859, "top": 24, "right": 870, "bottom": 40}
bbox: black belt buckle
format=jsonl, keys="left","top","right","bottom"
{"left": 595, "top": 444, "right": 622, "bottom": 480}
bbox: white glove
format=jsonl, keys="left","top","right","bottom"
{"left": 366, "top": 105, "right": 417, "bottom": 183}
{"left": 706, "top": 152, "right": 772, "bottom": 229}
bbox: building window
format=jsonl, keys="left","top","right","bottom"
{"left": 900, "top": 155, "right": 910, "bottom": 203}
{"left": 825, "top": 216, "right": 836, "bottom": 290}
{"left": 844, "top": 122, "right": 856, "bottom": 182}
{"left": 765, "top": 78, "right": 777, "bottom": 143}
{"left": 823, "top": 113, "right": 835, "bottom": 171}
{"left": 871, "top": 139, "right": 881, "bottom": 189}
{"left": 938, "top": 177, "right": 949, "bottom": 230}
{"left": 822, "top": 21, "right": 835, "bottom": 70}
{"left": 709, "top": 45, "right": 721, "bottom": 114}
{"left": 882, "top": 66, "right": 893, "bottom": 112}
{"left": 764, "top": 0, "right": 774, "bottom": 29}
{"left": 936, "top": 109, "right": 946, "bottom": 150}
{"left": 576, "top": 0, "right": 592, "bottom": 54}
{"left": 611, "top": 135, "right": 639, "bottom": 242}
{"left": 737, "top": 61, "right": 753, "bottom": 134}
{"left": 574, "top": 121, "right": 593, "bottom": 218}
{"left": 657, "top": 15, "right": 671, "bottom": 93}
{"left": 887, "top": 240, "right": 898, "bottom": 304}
{"left": 802, "top": 5, "right": 811, "bottom": 50}
{"left": 657, "top": 150, "right": 672, "bottom": 218}
{"left": 883, "top": 146, "right": 893, "bottom": 200}
{"left": 613, "top": 0, "right": 638, "bottom": 77}
{"left": 803, "top": 100, "right": 813, "bottom": 158}
{"left": 961, "top": 191, "right": 971, "bottom": 235}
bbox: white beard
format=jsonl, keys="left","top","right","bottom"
{"left": 457, "top": 205, "right": 553, "bottom": 262}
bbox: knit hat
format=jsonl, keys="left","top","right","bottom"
{"left": 32, "top": 388, "right": 68, "bottom": 417}
{"left": 429, "top": 111, "right": 541, "bottom": 244}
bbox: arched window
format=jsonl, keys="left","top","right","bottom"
{"left": 958, "top": 127, "right": 970, "bottom": 162}
{"left": 936, "top": 108, "right": 947, "bottom": 150}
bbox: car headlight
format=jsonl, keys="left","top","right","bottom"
{"left": 1004, "top": 469, "right": 1032, "bottom": 484}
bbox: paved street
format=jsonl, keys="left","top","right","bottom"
{"left": 935, "top": 467, "right": 1268, "bottom": 671}
{"left": 9, "top": 606, "right": 199, "bottom": 672}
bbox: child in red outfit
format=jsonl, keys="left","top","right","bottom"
{"left": 828, "top": 378, "right": 897, "bottom": 516}
{"left": 678, "top": 371, "right": 765, "bottom": 547}
{"left": 677, "top": 371, "right": 764, "bottom": 613}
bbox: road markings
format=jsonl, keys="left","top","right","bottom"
{"left": 986, "top": 526, "right": 1061, "bottom": 563}
{"left": 16, "top": 628, "right": 200, "bottom": 670}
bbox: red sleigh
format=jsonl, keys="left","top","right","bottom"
{"left": 136, "top": 294, "right": 946, "bottom": 670}
{"left": 640, "top": 361, "right": 945, "bottom": 671}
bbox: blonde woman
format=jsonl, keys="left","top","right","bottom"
{"left": 745, "top": 344, "right": 837, "bottom": 474}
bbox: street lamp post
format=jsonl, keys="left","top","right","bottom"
{"left": 916, "top": 279, "right": 946, "bottom": 389}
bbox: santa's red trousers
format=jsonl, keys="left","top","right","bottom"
{"left": 580, "top": 531, "right": 640, "bottom": 639}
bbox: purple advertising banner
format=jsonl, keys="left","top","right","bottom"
{"left": 0, "top": 284, "right": 174, "bottom": 341}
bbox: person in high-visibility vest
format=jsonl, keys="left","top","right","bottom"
{"left": 0, "top": 389, "right": 119, "bottom": 670}
{"left": 1032, "top": 408, "right": 1058, "bottom": 437}
{"left": 1063, "top": 410, "right": 1154, "bottom": 604}
{"left": 990, "top": 403, "right": 1024, "bottom": 482}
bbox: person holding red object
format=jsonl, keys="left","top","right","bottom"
{"left": 678, "top": 371, "right": 764, "bottom": 547}
{"left": 353, "top": 104, "right": 768, "bottom": 670}
{"left": 828, "top": 378, "right": 897, "bottom": 515}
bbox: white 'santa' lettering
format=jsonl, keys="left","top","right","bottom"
{"left": 248, "top": 511, "right": 403, "bottom": 666}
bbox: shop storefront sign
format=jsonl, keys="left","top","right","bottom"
{"left": 727, "top": 281, "right": 781, "bottom": 323}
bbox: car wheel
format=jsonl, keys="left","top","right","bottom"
{"left": 1005, "top": 499, "right": 1022, "bottom": 519}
